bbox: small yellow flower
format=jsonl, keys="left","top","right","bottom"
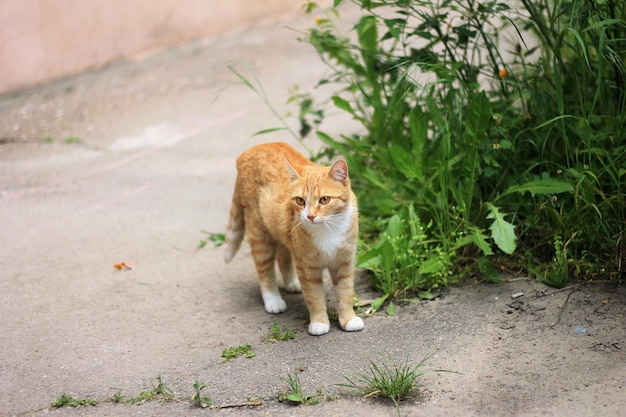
{"left": 498, "top": 68, "right": 508, "bottom": 79}
{"left": 314, "top": 16, "right": 322, "bottom": 24}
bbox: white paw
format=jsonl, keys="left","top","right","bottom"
{"left": 283, "top": 280, "right": 302, "bottom": 293}
{"left": 308, "top": 322, "right": 330, "bottom": 336}
{"left": 263, "top": 295, "right": 287, "bottom": 314}
{"left": 344, "top": 316, "right": 365, "bottom": 332}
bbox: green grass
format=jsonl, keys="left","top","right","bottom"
{"left": 47, "top": 356, "right": 455, "bottom": 414}
{"left": 221, "top": 344, "right": 256, "bottom": 362}
{"left": 338, "top": 353, "right": 456, "bottom": 416}
{"left": 63, "top": 136, "right": 81, "bottom": 144}
{"left": 198, "top": 231, "right": 225, "bottom": 250}
{"left": 191, "top": 380, "right": 212, "bottom": 408}
{"left": 110, "top": 389, "right": 125, "bottom": 403}
{"left": 127, "top": 375, "right": 176, "bottom": 404}
{"left": 51, "top": 393, "right": 98, "bottom": 408}
{"left": 278, "top": 371, "right": 330, "bottom": 405}
{"left": 263, "top": 322, "right": 295, "bottom": 343}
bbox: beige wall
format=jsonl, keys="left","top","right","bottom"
{"left": 0, "top": 0, "right": 303, "bottom": 94}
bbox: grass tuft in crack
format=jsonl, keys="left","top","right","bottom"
{"left": 338, "top": 353, "right": 457, "bottom": 416}
{"left": 278, "top": 371, "right": 330, "bottom": 405}
{"left": 51, "top": 393, "right": 98, "bottom": 408}
{"left": 191, "top": 380, "right": 212, "bottom": 408}
{"left": 127, "top": 375, "right": 176, "bottom": 404}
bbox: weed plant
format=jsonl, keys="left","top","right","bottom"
{"left": 221, "top": 344, "right": 256, "bottom": 361}
{"left": 128, "top": 375, "right": 176, "bottom": 404}
{"left": 248, "top": 0, "right": 626, "bottom": 297}
{"left": 279, "top": 371, "right": 328, "bottom": 405}
{"left": 338, "top": 353, "right": 455, "bottom": 416}
{"left": 191, "top": 380, "right": 212, "bottom": 408}
{"left": 198, "top": 231, "right": 225, "bottom": 249}
{"left": 263, "top": 322, "right": 296, "bottom": 343}
{"left": 51, "top": 393, "right": 98, "bottom": 408}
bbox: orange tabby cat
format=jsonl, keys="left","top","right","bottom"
{"left": 223, "top": 142, "right": 364, "bottom": 336}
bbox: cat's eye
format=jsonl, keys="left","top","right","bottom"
{"left": 319, "top": 196, "right": 331, "bottom": 205}
{"left": 294, "top": 197, "right": 306, "bottom": 206}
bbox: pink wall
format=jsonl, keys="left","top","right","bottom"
{"left": 0, "top": 0, "right": 303, "bottom": 94}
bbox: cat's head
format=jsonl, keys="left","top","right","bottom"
{"left": 285, "top": 159, "right": 354, "bottom": 226}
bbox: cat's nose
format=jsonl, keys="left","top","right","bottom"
{"left": 307, "top": 214, "right": 316, "bottom": 221}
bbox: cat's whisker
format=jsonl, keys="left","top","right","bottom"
{"left": 288, "top": 218, "right": 305, "bottom": 237}
{"left": 322, "top": 220, "right": 334, "bottom": 237}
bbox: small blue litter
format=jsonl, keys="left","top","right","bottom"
{"left": 574, "top": 327, "right": 587, "bottom": 334}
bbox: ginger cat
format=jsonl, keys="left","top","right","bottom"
{"left": 223, "top": 142, "right": 364, "bottom": 336}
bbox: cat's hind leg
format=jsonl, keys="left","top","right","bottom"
{"left": 276, "top": 244, "right": 301, "bottom": 293}
{"left": 247, "top": 232, "right": 286, "bottom": 314}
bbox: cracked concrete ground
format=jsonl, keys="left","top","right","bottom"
{"left": 1, "top": 4, "right": 625, "bottom": 417}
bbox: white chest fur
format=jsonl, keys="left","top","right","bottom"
{"left": 302, "top": 204, "right": 354, "bottom": 257}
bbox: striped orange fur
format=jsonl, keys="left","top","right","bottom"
{"left": 223, "top": 142, "right": 364, "bottom": 336}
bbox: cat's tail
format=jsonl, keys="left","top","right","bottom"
{"left": 223, "top": 188, "right": 244, "bottom": 264}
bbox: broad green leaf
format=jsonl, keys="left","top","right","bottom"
{"left": 383, "top": 18, "right": 406, "bottom": 40}
{"left": 355, "top": 15, "right": 377, "bottom": 54}
{"left": 418, "top": 290, "right": 434, "bottom": 300}
{"left": 455, "top": 226, "right": 493, "bottom": 255}
{"left": 503, "top": 179, "right": 574, "bottom": 197}
{"left": 286, "top": 394, "right": 303, "bottom": 403}
{"left": 385, "top": 302, "right": 397, "bottom": 315}
{"left": 331, "top": 96, "right": 355, "bottom": 117}
{"left": 485, "top": 203, "right": 517, "bottom": 255}
{"left": 384, "top": 214, "right": 403, "bottom": 239}
{"left": 470, "top": 226, "right": 493, "bottom": 255}
{"left": 357, "top": 251, "right": 380, "bottom": 270}
{"left": 316, "top": 131, "right": 344, "bottom": 152}
{"left": 371, "top": 294, "right": 388, "bottom": 312}
{"left": 389, "top": 145, "right": 418, "bottom": 179}
{"left": 419, "top": 257, "right": 444, "bottom": 274}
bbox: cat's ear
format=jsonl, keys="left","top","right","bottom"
{"left": 329, "top": 159, "right": 349, "bottom": 184}
{"left": 284, "top": 158, "right": 300, "bottom": 182}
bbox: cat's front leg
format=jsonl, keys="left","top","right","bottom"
{"left": 329, "top": 265, "right": 364, "bottom": 332}
{"left": 296, "top": 264, "right": 330, "bottom": 335}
